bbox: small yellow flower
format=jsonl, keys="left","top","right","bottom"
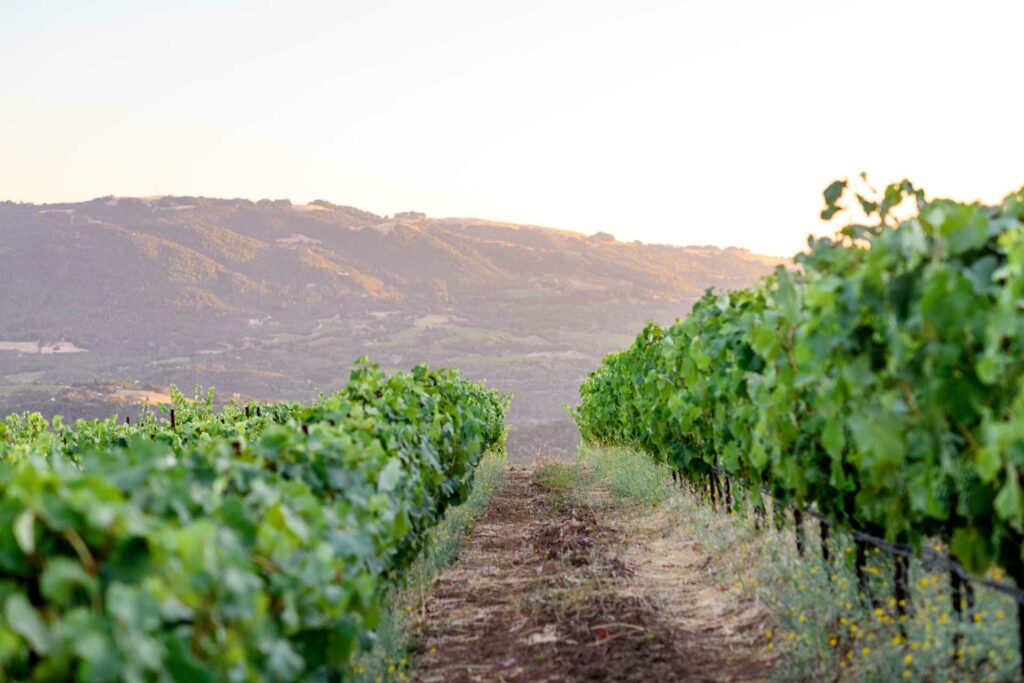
{"left": 798, "top": 615, "right": 806, "bottom": 623}
{"left": 903, "top": 671, "right": 911, "bottom": 679}
{"left": 996, "top": 610, "right": 1006, "bottom": 619}
{"left": 861, "top": 647, "right": 871, "bottom": 656}
{"left": 828, "top": 637, "right": 838, "bottom": 647}
{"left": 387, "top": 665, "right": 396, "bottom": 674}
{"left": 430, "top": 646, "right": 437, "bottom": 654}
{"left": 766, "top": 643, "right": 774, "bottom": 651}
{"left": 919, "top": 577, "right": 929, "bottom": 588}
{"left": 904, "top": 654, "right": 913, "bottom": 665}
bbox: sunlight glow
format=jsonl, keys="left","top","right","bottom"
{"left": 1, "top": 0, "right": 1022, "bottom": 256}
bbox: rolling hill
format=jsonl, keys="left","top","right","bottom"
{"left": 0, "top": 195, "right": 785, "bottom": 435}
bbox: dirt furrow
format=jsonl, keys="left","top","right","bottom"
{"left": 412, "top": 465, "right": 769, "bottom": 682}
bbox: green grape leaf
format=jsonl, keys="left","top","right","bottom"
{"left": 994, "top": 473, "right": 1023, "bottom": 529}
{"left": 4, "top": 593, "right": 51, "bottom": 654}
{"left": 13, "top": 509, "right": 35, "bottom": 556}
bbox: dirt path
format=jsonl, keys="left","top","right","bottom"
{"left": 411, "top": 466, "right": 771, "bottom": 682}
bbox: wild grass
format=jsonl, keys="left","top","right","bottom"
{"left": 536, "top": 460, "right": 582, "bottom": 493}
{"left": 578, "top": 444, "right": 1022, "bottom": 682}
{"left": 578, "top": 444, "right": 673, "bottom": 506}
{"left": 351, "top": 449, "right": 506, "bottom": 682}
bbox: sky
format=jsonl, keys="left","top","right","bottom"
{"left": 1, "top": 0, "right": 1022, "bottom": 256}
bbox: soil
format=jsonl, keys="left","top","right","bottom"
{"left": 411, "top": 466, "right": 773, "bottom": 682}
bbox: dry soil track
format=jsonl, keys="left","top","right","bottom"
{"left": 411, "top": 466, "right": 772, "bottom": 682}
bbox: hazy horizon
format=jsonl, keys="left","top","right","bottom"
{"left": 3, "top": 0, "right": 1023, "bottom": 256}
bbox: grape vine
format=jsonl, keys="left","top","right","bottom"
{"left": 0, "top": 361, "right": 507, "bottom": 681}
{"left": 572, "top": 178, "right": 1024, "bottom": 596}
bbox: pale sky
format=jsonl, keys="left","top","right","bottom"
{"left": 1, "top": 0, "right": 1022, "bottom": 256}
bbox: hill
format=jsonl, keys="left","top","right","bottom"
{"left": 0, "top": 196, "right": 785, "bottom": 426}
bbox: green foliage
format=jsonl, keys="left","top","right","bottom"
{"left": 572, "top": 179, "right": 1024, "bottom": 586}
{"left": 0, "top": 360, "right": 507, "bottom": 681}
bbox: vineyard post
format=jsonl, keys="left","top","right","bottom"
{"left": 893, "top": 554, "right": 910, "bottom": 636}
{"left": 793, "top": 509, "right": 805, "bottom": 556}
{"left": 170, "top": 408, "right": 176, "bottom": 430}
{"left": 1018, "top": 597, "right": 1024, "bottom": 682}
{"left": 855, "top": 539, "right": 869, "bottom": 604}
{"left": 950, "top": 567, "right": 964, "bottom": 661}
{"left": 819, "top": 519, "right": 830, "bottom": 580}
{"left": 724, "top": 477, "right": 732, "bottom": 511}
{"left": 125, "top": 415, "right": 130, "bottom": 426}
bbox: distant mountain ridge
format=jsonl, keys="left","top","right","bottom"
{"left": 0, "top": 196, "right": 786, "bottom": 425}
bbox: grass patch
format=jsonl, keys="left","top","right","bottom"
{"left": 536, "top": 459, "right": 593, "bottom": 510}
{"left": 352, "top": 449, "right": 506, "bottom": 681}
{"left": 536, "top": 461, "right": 580, "bottom": 492}
{"left": 534, "top": 445, "right": 672, "bottom": 509}
{"left": 578, "top": 444, "right": 672, "bottom": 506}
